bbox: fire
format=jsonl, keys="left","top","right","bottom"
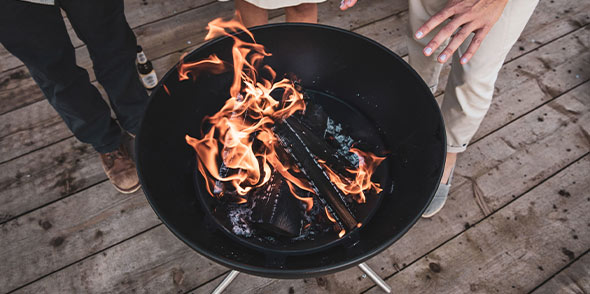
{"left": 320, "top": 147, "right": 385, "bottom": 203}
{"left": 324, "top": 207, "right": 337, "bottom": 223}
{"left": 324, "top": 207, "right": 346, "bottom": 238}
{"left": 183, "top": 15, "right": 313, "bottom": 202}
{"left": 182, "top": 14, "right": 385, "bottom": 238}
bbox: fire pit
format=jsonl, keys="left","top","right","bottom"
{"left": 136, "top": 21, "right": 445, "bottom": 291}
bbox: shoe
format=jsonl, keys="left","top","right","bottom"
{"left": 422, "top": 166, "right": 455, "bottom": 218}
{"left": 100, "top": 142, "right": 141, "bottom": 194}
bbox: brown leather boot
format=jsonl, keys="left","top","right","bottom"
{"left": 99, "top": 143, "right": 140, "bottom": 194}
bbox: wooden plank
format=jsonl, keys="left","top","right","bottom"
{"left": 531, "top": 252, "right": 590, "bottom": 294}
{"left": 472, "top": 25, "right": 590, "bottom": 142}
{"left": 12, "top": 225, "right": 228, "bottom": 294}
{"left": 365, "top": 155, "right": 590, "bottom": 294}
{"left": 0, "top": 137, "right": 106, "bottom": 223}
{"left": 188, "top": 81, "right": 590, "bottom": 293}
{"left": 0, "top": 182, "right": 159, "bottom": 293}
{"left": 0, "top": 101, "right": 69, "bottom": 163}
{"left": 0, "top": 0, "right": 216, "bottom": 73}
{"left": 506, "top": 0, "right": 590, "bottom": 61}
{"left": 0, "top": 81, "right": 108, "bottom": 163}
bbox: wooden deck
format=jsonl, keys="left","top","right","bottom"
{"left": 0, "top": 0, "right": 589, "bottom": 293}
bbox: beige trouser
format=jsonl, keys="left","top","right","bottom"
{"left": 408, "top": 0, "right": 538, "bottom": 153}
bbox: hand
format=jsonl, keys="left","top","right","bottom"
{"left": 414, "top": 0, "right": 509, "bottom": 64}
{"left": 340, "top": 0, "right": 358, "bottom": 11}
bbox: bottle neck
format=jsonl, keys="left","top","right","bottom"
{"left": 137, "top": 51, "right": 148, "bottom": 64}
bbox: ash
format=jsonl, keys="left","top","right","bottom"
{"left": 324, "top": 117, "right": 359, "bottom": 166}
{"left": 228, "top": 206, "right": 254, "bottom": 237}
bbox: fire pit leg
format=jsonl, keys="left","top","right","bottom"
{"left": 358, "top": 262, "right": 392, "bottom": 293}
{"left": 211, "top": 270, "right": 240, "bottom": 294}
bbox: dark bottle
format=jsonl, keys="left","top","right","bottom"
{"left": 136, "top": 45, "right": 158, "bottom": 90}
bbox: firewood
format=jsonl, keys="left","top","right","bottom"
{"left": 274, "top": 119, "right": 358, "bottom": 231}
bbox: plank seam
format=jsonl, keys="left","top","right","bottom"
{"left": 527, "top": 248, "right": 590, "bottom": 294}
{"left": 360, "top": 152, "right": 590, "bottom": 294}
{"left": 0, "top": 178, "right": 106, "bottom": 226}
{"left": 184, "top": 270, "right": 233, "bottom": 293}
{"left": 5, "top": 223, "right": 163, "bottom": 294}
{"left": 470, "top": 79, "right": 589, "bottom": 146}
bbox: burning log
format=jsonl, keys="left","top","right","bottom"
{"left": 250, "top": 171, "right": 304, "bottom": 237}
{"left": 274, "top": 118, "right": 358, "bottom": 231}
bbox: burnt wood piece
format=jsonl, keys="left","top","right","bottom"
{"left": 250, "top": 171, "right": 304, "bottom": 237}
{"left": 274, "top": 119, "right": 358, "bottom": 231}
{"left": 287, "top": 115, "right": 355, "bottom": 179}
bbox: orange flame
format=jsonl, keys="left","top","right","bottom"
{"left": 320, "top": 147, "right": 386, "bottom": 203}
{"left": 324, "top": 207, "right": 346, "bottom": 238}
{"left": 183, "top": 15, "right": 312, "bottom": 201}
{"left": 324, "top": 207, "right": 337, "bottom": 223}
{"left": 182, "top": 15, "right": 385, "bottom": 237}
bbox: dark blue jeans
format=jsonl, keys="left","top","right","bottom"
{"left": 0, "top": 0, "right": 148, "bottom": 153}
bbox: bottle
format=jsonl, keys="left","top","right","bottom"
{"left": 136, "top": 45, "right": 158, "bottom": 90}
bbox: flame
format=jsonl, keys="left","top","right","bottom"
{"left": 163, "top": 84, "right": 171, "bottom": 96}
{"left": 286, "top": 181, "right": 314, "bottom": 211}
{"left": 324, "top": 207, "right": 346, "bottom": 238}
{"left": 320, "top": 147, "right": 386, "bottom": 203}
{"left": 324, "top": 207, "right": 337, "bottom": 223}
{"left": 182, "top": 14, "right": 385, "bottom": 237}
{"left": 183, "top": 15, "right": 312, "bottom": 201}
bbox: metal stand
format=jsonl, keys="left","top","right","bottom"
{"left": 211, "top": 270, "right": 240, "bottom": 294}
{"left": 211, "top": 262, "right": 391, "bottom": 293}
{"left": 358, "top": 262, "right": 392, "bottom": 293}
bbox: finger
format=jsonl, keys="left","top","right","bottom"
{"left": 436, "top": 24, "right": 476, "bottom": 63}
{"left": 423, "top": 18, "right": 464, "bottom": 56}
{"left": 340, "top": 0, "right": 357, "bottom": 10}
{"left": 414, "top": 7, "right": 454, "bottom": 39}
{"left": 459, "top": 28, "right": 488, "bottom": 64}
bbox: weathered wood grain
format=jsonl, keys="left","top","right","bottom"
{"left": 13, "top": 225, "right": 228, "bottom": 294}
{"left": 0, "top": 182, "right": 159, "bottom": 293}
{"left": 0, "top": 101, "right": 69, "bottom": 163}
{"left": 531, "top": 252, "right": 590, "bottom": 294}
{"left": 188, "top": 80, "right": 590, "bottom": 293}
{"left": 0, "top": 137, "right": 106, "bottom": 224}
{"left": 473, "top": 25, "right": 589, "bottom": 141}
{"left": 364, "top": 155, "right": 590, "bottom": 293}
{"left": 0, "top": 81, "right": 109, "bottom": 162}
{"left": 506, "top": 0, "right": 590, "bottom": 61}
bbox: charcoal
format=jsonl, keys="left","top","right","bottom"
{"left": 274, "top": 119, "right": 358, "bottom": 231}
{"left": 286, "top": 116, "right": 355, "bottom": 178}
{"left": 250, "top": 172, "right": 304, "bottom": 237}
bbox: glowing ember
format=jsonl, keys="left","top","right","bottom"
{"left": 182, "top": 14, "right": 385, "bottom": 238}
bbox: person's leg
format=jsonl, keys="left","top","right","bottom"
{"left": 59, "top": 0, "right": 148, "bottom": 136}
{"left": 441, "top": 0, "right": 539, "bottom": 154}
{"left": 285, "top": 3, "right": 318, "bottom": 23}
{"left": 236, "top": 0, "right": 269, "bottom": 27}
{"left": 0, "top": 0, "right": 122, "bottom": 153}
{"left": 408, "top": 0, "right": 455, "bottom": 187}
{"left": 407, "top": 0, "right": 448, "bottom": 94}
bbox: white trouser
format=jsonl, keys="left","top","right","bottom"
{"left": 408, "top": 0, "right": 539, "bottom": 153}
